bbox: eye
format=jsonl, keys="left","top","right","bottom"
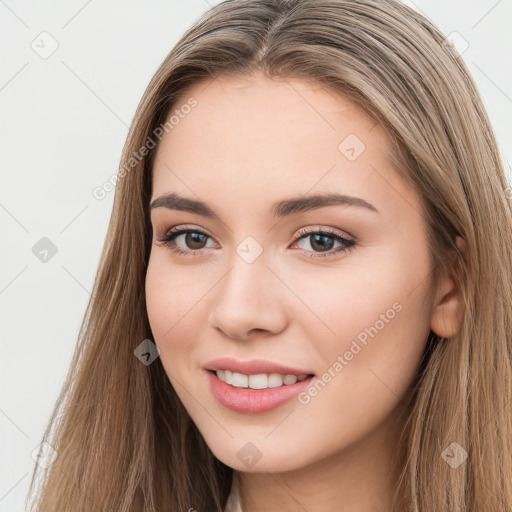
{"left": 291, "top": 227, "right": 356, "bottom": 259}
{"left": 156, "top": 225, "right": 218, "bottom": 256}
{"left": 155, "top": 225, "right": 356, "bottom": 259}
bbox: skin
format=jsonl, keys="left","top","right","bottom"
{"left": 145, "top": 72, "right": 466, "bottom": 512}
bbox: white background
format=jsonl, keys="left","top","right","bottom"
{"left": 1, "top": 0, "right": 511, "bottom": 510}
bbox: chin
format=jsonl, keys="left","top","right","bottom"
{"left": 200, "top": 431, "right": 314, "bottom": 473}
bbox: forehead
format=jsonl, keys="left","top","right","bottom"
{"left": 150, "top": 73, "right": 416, "bottom": 218}
{"left": 158, "top": 72, "right": 390, "bottom": 155}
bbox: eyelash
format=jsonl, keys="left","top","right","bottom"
{"left": 156, "top": 224, "right": 356, "bottom": 260}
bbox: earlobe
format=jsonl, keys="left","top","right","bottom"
{"left": 430, "top": 236, "right": 468, "bottom": 338}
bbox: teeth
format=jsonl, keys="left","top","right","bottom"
{"left": 269, "top": 373, "right": 283, "bottom": 388}
{"left": 215, "top": 371, "right": 310, "bottom": 389}
{"left": 231, "top": 372, "right": 248, "bottom": 388}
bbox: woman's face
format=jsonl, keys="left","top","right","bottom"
{"left": 145, "top": 72, "right": 437, "bottom": 473}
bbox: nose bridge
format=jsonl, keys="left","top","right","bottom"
{"left": 209, "top": 238, "right": 288, "bottom": 340}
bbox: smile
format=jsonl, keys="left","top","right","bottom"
{"left": 215, "top": 369, "right": 309, "bottom": 389}
{"left": 206, "top": 370, "right": 316, "bottom": 414}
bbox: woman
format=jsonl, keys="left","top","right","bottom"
{"left": 27, "top": 0, "right": 512, "bottom": 511}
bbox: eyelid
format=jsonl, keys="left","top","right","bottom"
{"left": 156, "top": 223, "right": 357, "bottom": 259}
{"left": 156, "top": 224, "right": 219, "bottom": 246}
{"left": 294, "top": 225, "right": 355, "bottom": 242}
{"left": 157, "top": 224, "right": 354, "bottom": 242}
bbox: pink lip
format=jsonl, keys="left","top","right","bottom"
{"left": 205, "top": 370, "right": 316, "bottom": 414}
{"left": 203, "top": 357, "right": 315, "bottom": 376}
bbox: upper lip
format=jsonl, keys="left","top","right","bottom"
{"left": 204, "top": 357, "right": 315, "bottom": 376}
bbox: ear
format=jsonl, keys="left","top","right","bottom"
{"left": 430, "top": 236, "right": 468, "bottom": 338}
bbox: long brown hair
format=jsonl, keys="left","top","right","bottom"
{"left": 27, "top": 1, "right": 512, "bottom": 510}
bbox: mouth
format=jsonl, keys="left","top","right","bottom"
{"left": 205, "top": 369, "right": 316, "bottom": 414}
{"left": 206, "top": 369, "right": 315, "bottom": 389}
{"left": 203, "top": 356, "right": 315, "bottom": 380}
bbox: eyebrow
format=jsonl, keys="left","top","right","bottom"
{"left": 149, "top": 191, "right": 379, "bottom": 218}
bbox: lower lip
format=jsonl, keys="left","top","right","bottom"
{"left": 205, "top": 370, "right": 315, "bottom": 414}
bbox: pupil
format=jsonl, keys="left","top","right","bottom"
{"left": 186, "top": 232, "right": 206, "bottom": 249}
{"left": 311, "top": 234, "right": 333, "bottom": 252}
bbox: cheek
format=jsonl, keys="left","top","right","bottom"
{"left": 283, "top": 242, "right": 431, "bottom": 347}
{"left": 291, "top": 277, "right": 431, "bottom": 390}
{"left": 292, "top": 243, "right": 432, "bottom": 428}
{"left": 145, "top": 254, "right": 204, "bottom": 370}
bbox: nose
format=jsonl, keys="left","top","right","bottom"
{"left": 208, "top": 249, "right": 290, "bottom": 342}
